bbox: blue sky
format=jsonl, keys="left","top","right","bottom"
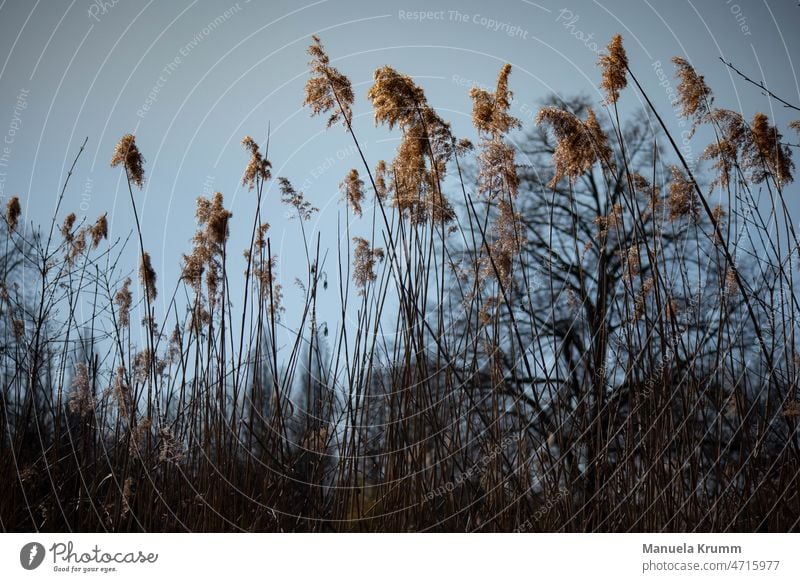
{"left": 1, "top": 0, "right": 798, "bottom": 341}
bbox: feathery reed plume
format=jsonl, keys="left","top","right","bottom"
{"left": 241, "top": 136, "right": 271, "bottom": 190}
{"left": 5, "top": 196, "right": 21, "bottom": 231}
{"left": 139, "top": 252, "right": 157, "bottom": 301}
{"left": 278, "top": 177, "right": 317, "bottom": 220}
{"left": 486, "top": 199, "right": 523, "bottom": 288}
{"left": 12, "top": 318, "right": 25, "bottom": 341}
{"left": 703, "top": 110, "right": 794, "bottom": 188}
{"left": 110, "top": 134, "right": 145, "bottom": 188}
{"left": 666, "top": 166, "right": 697, "bottom": 222}
{"left": 470, "top": 64, "right": 520, "bottom": 136}
{"left": 352, "top": 236, "right": 383, "bottom": 292}
{"left": 599, "top": 34, "right": 628, "bottom": 105}
{"left": 745, "top": 112, "right": 794, "bottom": 187}
{"left": 67, "top": 228, "right": 88, "bottom": 265}
{"left": 623, "top": 244, "right": 640, "bottom": 282}
{"left": 594, "top": 203, "right": 624, "bottom": 238}
{"left": 303, "top": 35, "right": 354, "bottom": 128}
{"left": 245, "top": 222, "right": 283, "bottom": 313}
{"left": 255, "top": 222, "right": 270, "bottom": 250}
{"left": 701, "top": 109, "right": 747, "bottom": 189}
{"left": 367, "top": 65, "right": 455, "bottom": 222}
{"left": 671, "top": 57, "right": 713, "bottom": 127}
{"left": 634, "top": 277, "right": 654, "bottom": 320}
{"left": 584, "top": 108, "right": 614, "bottom": 168}
{"left": 68, "top": 362, "right": 94, "bottom": 417}
{"left": 158, "top": 425, "right": 183, "bottom": 464}
{"left": 197, "top": 191, "right": 232, "bottom": 246}
{"left": 536, "top": 106, "right": 613, "bottom": 187}
{"left": 61, "top": 212, "right": 77, "bottom": 243}
{"left": 182, "top": 192, "right": 232, "bottom": 309}
{"left": 256, "top": 254, "right": 283, "bottom": 309}
{"left": 90, "top": 213, "right": 108, "bottom": 249}
{"left": 630, "top": 173, "right": 661, "bottom": 220}
{"left": 115, "top": 277, "right": 133, "bottom": 328}
{"left": 133, "top": 349, "right": 157, "bottom": 382}
{"left": 374, "top": 160, "right": 389, "bottom": 201}
{"left": 470, "top": 64, "right": 522, "bottom": 198}
{"left": 725, "top": 265, "right": 739, "bottom": 295}
{"left": 112, "top": 366, "right": 131, "bottom": 419}
{"left": 368, "top": 65, "right": 426, "bottom": 130}
{"left": 341, "top": 168, "right": 364, "bottom": 217}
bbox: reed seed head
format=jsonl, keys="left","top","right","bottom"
{"left": 241, "top": 136, "right": 271, "bottom": 190}
{"left": 671, "top": 57, "right": 713, "bottom": 124}
{"left": 368, "top": 66, "right": 456, "bottom": 222}
{"left": 374, "top": 160, "right": 389, "bottom": 201}
{"left": 6, "top": 196, "right": 21, "bottom": 231}
{"left": 472, "top": 66, "right": 522, "bottom": 199}
{"left": 68, "top": 362, "right": 94, "bottom": 418}
{"left": 469, "top": 63, "right": 521, "bottom": 136}
{"left": 599, "top": 35, "right": 628, "bottom": 105}
{"left": 278, "top": 177, "right": 317, "bottom": 220}
{"left": 90, "top": 213, "right": 108, "bottom": 249}
{"left": 112, "top": 366, "right": 131, "bottom": 419}
{"left": 725, "top": 265, "right": 738, "bottom": 295}
{"left": 139, "top": 252, "right": 157, "bottom": 301}
{"left": 624, "top": 244, "right": 640, "bottom": 281}
{"left": 115, "top": 278, "right": 133, "bottom": 327}
{"left": 341, "top": 168, "right": 364, "bottom": 217}
{"left": 701, "top": 109, "right": 747, "bottom": 189}
{"left": 352, "top": 236, "right": 383, "bottom": 292}
{"left": 110, "top": 134, "right": 145, "bottom": 188}
{"left": 666, "top": 166, "right": 697, "bottom": 222}
{"left": 746, "top": 112, "right": 794, "bottom": 187}
{"left": 61, "top": 212, "right": 77, "bottom": 242}
{"left": 304, "top": 36, "right": 354, "bottom": 128}
{"left": 536, "top": 106, "right": 613, "bottom": 187}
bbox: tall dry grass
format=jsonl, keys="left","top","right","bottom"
{"left": 1, "top": 34, "right": 799, "bottom": 532}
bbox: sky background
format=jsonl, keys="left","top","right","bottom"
{"left": 1, "top": 0, "right": 798, "bottom": 341}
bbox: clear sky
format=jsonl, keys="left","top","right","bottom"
{"left": 1, "top": 0, "right": 798, "bottom": 341}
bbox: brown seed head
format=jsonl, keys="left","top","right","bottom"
{"left": 701, "top": 109, "right": 748, "bottom": 189}
{"left": 139, "top": 252, "right": 157, "bottom": 301}
{"left": 367, "top": 66, "right": 455, "bottom": 222}
{"left": 725, "top": 265, "right": 738, "bottom": 295}
{"left": 666, "top": 166, "right": 697, "bottom": 222}
{"left": 671, "top": 57, "right": 713, "bottom": 124}
{"left": 241, "top": 136, "right": 272, "bottom": 190}
{"left": 90, "top": 213, "right": 108, "bottom": 248}
{"left": 374, "top": 160, "right": 389, "bottom": 201}
{"left": 303, "top": 36, "right": 354, "bottom": 128}
{"left": 341, "top": 168, "right": 364, "bottom": 217}
{"left": 68, "top": 362, "right": 94, "bottom": 418}
{"left": 352, "top": 236, "right": 382, "bottom": 292}
{"left": 469, "top": 64, "right": 521, "bottom": 136}
{"left": 115, "top": 278, "right": 133, "bottom": 327}
{"left": 599, "top": 35, "right": 628, "bottom": 105}
{"left": 278, "top": 177, "right": 317, "bottom": 220}
{"left": 6, "top": 196, "right": 21, "bottom": 231}
{"left": 745, "top": 112, "right": 794, "bottom": 187}
{"left": 536, "top": 106, "right": 613, "bottom": 187}
{"left": 110, "top": 134, "right": 145, "bottom": 188}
